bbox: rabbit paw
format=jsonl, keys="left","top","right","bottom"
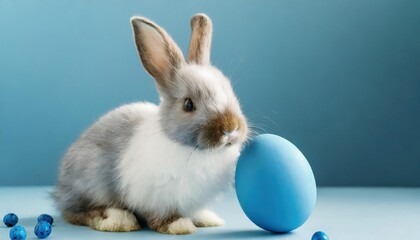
{"left": 86, "top": 208, "right": 141, "bottom": 232}
{"left": 192, "top": 209, "right": 225, "bottom": 227}
{"left": 154, "top": 217, "right": 197, "bottom": 235}
{"left": 167, "top": 218, "right": 196, "bottom": 234}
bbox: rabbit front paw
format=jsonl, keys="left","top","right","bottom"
{"left": 192, "top": 209, "right": 225, "bottom": 227}
{"left": 86, "top": 208, "right": 141, "bottom": 232}
{"left": 150, "top": 215, "right": 196, "bottom": 235}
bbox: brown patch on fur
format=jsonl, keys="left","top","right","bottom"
{"left": 145, "top": 212, "right": 182, "bottom": 234}
{"left": 63, "top": 212, "right": 87, "bottom": 226}
{"left": 200, "top": 110, "right": 242, "bottom": 148}
{"left": 65, "top": 207, "right": 141, "bottom": 232}
{"left": 188, "top": 14, "right": 212, "bottom": 65}
{"left": 63, "top": 207, "right": 107, "bottom": 226}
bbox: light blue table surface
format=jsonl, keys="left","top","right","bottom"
{"left": 1, "top": 187, "right": 419, "bottom": 240}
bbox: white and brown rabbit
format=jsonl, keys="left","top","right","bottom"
{"left": 54, "top": 13, "right": 249, "bottom": 235}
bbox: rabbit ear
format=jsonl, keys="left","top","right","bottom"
{"left": 131, "top": 17, "right": 185, "bottom": 90}
{"left": 187, "top": 13, "right": 213, "bottom": 65}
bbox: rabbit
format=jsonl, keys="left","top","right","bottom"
{"left": 54, "top": 13, "right": 249, "bottom": 235}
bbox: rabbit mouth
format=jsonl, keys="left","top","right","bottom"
{"left": 196, "top": 132, "right": 239, "bottom": 149}
{"left": 196, "top": 110, "right": 247, "bottom": 149}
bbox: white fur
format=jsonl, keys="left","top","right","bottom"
{"left": 117, "top": 102, "right": 240, "bottom": 219}
{"left": 88, "top": 208, "right": 140, "bottom": 232}
{"left": 176, "top": 65, "right": 242, "bottom": 115}
{"left": 166, "top": 218, "right": 196, "bottom": 235}
{"left": 192, "top": 209, "right": 225, "bottom": 227}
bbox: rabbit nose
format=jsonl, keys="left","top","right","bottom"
{"left": 223, "top": 130, "right": 238, "bottom": 144}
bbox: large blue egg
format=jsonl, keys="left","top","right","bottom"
{"left": 235, "top": 134, "right": 316, "bottom": 232}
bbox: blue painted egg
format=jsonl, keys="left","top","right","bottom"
{"left": 34, "top": 221, "right": 52, "bottom": 239}
{"left": 235, "top": 134, "right": 317, "bottom": 232}
{"left": 3, "top": 213, "right": 19, "bottom": 227}
{"left": 9, "top": 226, "right": 27, "bottom": 240}
{"left": 312, "top": 231, "right": 329, "bottom": 240}
{"left": 37, "top": 214, "right": 54, "bottom": 225}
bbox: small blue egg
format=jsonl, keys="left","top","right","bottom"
{"left": 9, "top": 226, "right": 27, "bottom": 240}
{"left": 3, "top": 213, "right": 19, "bottom": 227}
{"left": 34, "top": 221, "right": 52, "bottom": 239}
{"left": 312, "top": 231, "right": 329, "bottom": 240}
{"left": 37, "top": 214, "right": 54, "bottom": 225}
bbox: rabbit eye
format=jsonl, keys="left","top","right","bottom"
{"left": 183, "top": 98, "right": 195, "bottom": 112}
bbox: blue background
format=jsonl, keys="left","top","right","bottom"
{"left": 1, "top": 0, "right": 419, "bottom": 186}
